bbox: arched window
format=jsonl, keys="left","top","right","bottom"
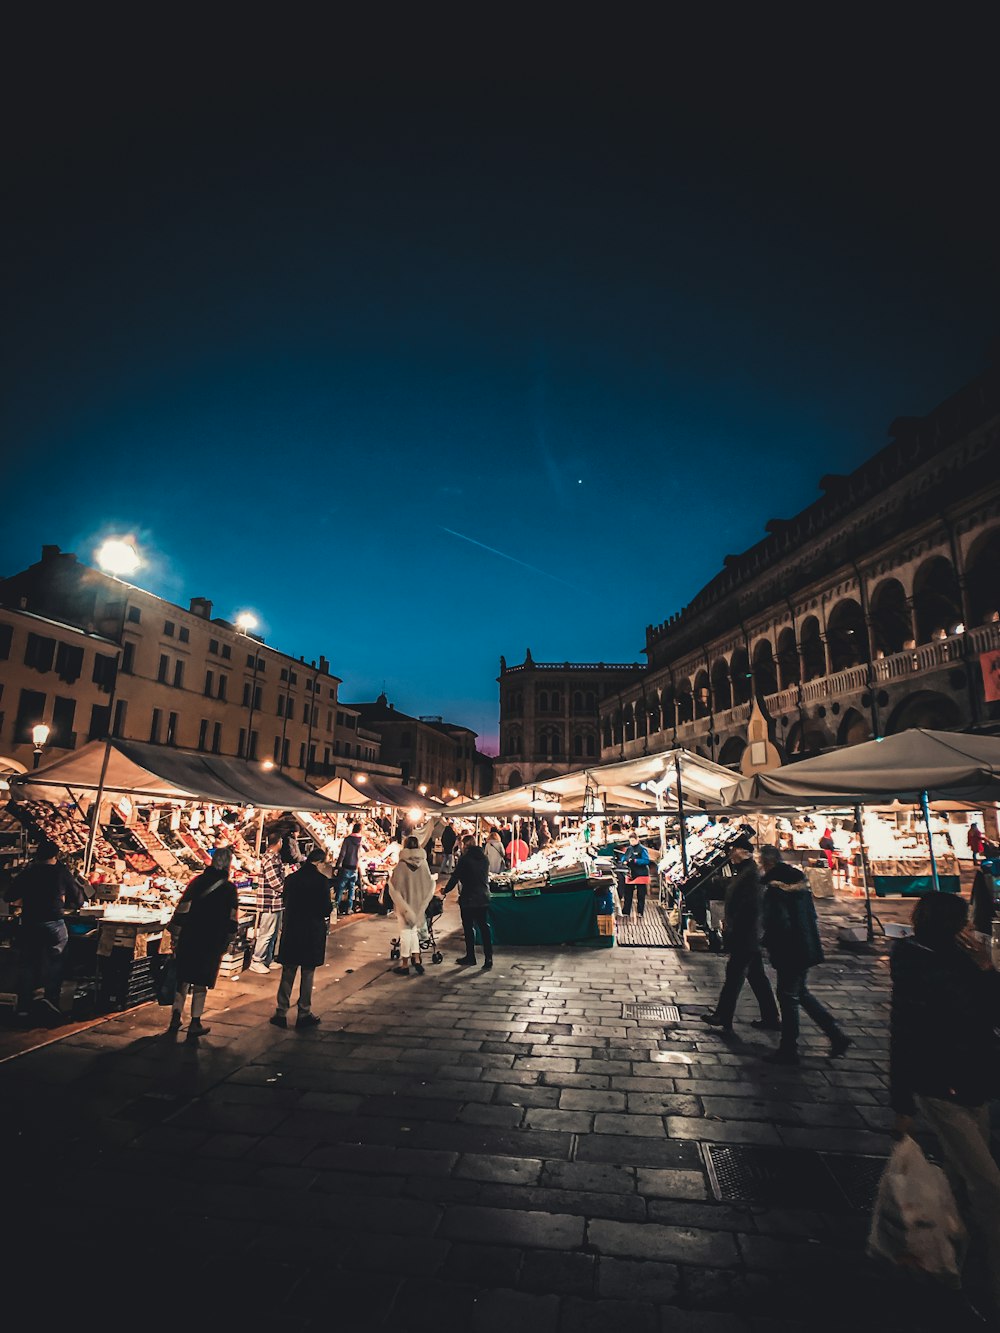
{"left": 676, "top": 679, "right": 693, "bottom": 724}
{"left": 603, "top": 719, "right": 613, "bottom": 748}
{"left": 776, "top": 627, "right": 799, "bottom": 688}
{"left": 694, "top": 670, "right": 711, "bottom": 718}
{"left": 752, "top": 640, "right": 778, "bottom": 696}
{"left": 966, "top": 527, "right": 1000, "bottom": 626}
{"left": 573, "top": 733, "right": 583, "bottom": 756}
{"left": 507, "top": 769, "right": 523, "bottom": 789}
{"left": 730, "top": 648, "right": 752, "bottom": 705}
{"left": 870, "top": 579, "right": 909, "bottom": 655}
{"left": 572, "top": 690, "right": 583, "bottom": 713}
{"left": 585, "top": 734, "right": 596, "bottom": 757}
{"left": 585, "top": 691, "right": 596, "bottom": 710}
{"left": 718, "top": 736, "right": 746, "bottom": 767}
{"left": 826, "top": 599, "right": 866, "bottom": 671}
{"left": 539, "top": 691, "right": 549, "bottom": 712}
{"left": 711, "top": 658, "right": 731, "bottom": 711}
{"left": 913, "top": 556, "right": 962, "bottom": 643}
{"left": 623, "top": 704, "right": 635, "bottom": 742}
{"left": 888, "top": 690, "right": 962, "bottom": 734}
{"left": 800, "top": 617, "right": 825, "bottom": 681}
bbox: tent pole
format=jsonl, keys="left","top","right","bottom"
{"left": 854, "top": 803, "right": 878, "bottom": 942}
{"left": 674, "top": 753, "right": 689, "bottom": 878}
{"left": 82, "top": 736, "right": 115, "bottom": 877}
{"left": 255, "top": 807, "right": 265, "bottom": 856}
{"left": 920, "top": 790, "right": 941, "bottom": 892}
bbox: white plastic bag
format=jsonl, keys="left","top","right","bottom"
{"left": 867, "top": 1135, "right": 966, "bottom": 1283}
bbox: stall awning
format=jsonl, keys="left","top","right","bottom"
{"left": 11, "top": 739, "right": 359, "bottom": 812}
{"left": 721, "top": 729, "right": 1000, "bottom": 810}
{"left": 315, "top": 776, "right": 371, "bottom": 806}
{"left": 445, "top": 748, "right": 738, "bottom": 817}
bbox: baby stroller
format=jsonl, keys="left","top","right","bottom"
{"left": 390, "top": 896, "right": 444, "bottom": 965}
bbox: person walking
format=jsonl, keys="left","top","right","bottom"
{"left": 4, "top": 839, "right": 85, "bottom": 1023}
{"left": 388, "top": 837, "right": 436, "bottom": 977}
{"left": 759, "top": 844, "right": 850, "bottom": 1064}
{"left": 333, "top": 821, "right": 364, "bottom": 915}
{"left": 889, "top": 891, "right": 1000, "bottom": 1317}
{"left": 620, "top": 832, "right": 651, "bottom": 918}
{"left": 484, "top": 829, "right": 507, "bottom": 876}
{"left": 702, "top": 835, "right": 780, "bottom": 1033}
{"left": 167, "top": 845, "right": 239, "bottom": 1040}
{"left": 270, "top": 847, "right": 332, "bottom": 1029}
{"left": 250, "top": 831, "right": 286, "bottom": 973}
{"left": 968, "top": 822, "right": 985, "bottom": 865}
{"left": 440, "top": 820, "right": 458, "bottom": 873}
{"left": 443, "top": 834, "right": 493, "bottom": 970}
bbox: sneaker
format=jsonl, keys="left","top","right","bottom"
{"left": 269, "top": 1014, "right": 288, "bottom": 1029}
{"left": 249, "top": 962, "right": 270, "bottom": 975}
{"left": 751, "top": 1019, "right": 783, "bottom": 1031}
{"left": 829, "top": 1034, "right": 853, "bottom": 1059}
{"left": 296, "top": 1013, "right": 321, "bottom": 1030}
{"left": 455, "top": 957, "right": 475, "bottom": 966}
{"left": 268, "top": 962, "right": 283, "bottom": 970}
{"left": 762, "top": 1048, "right": 799, "bottom": 1066}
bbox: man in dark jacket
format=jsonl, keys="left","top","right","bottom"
{"left": 760, "top": 845, "right": 850, "bottom": 1064}
{"left": 889, "top": 891, "right": 1000, "bottom": 1315}
{"left": 440, "top": 820, "right": 458, "bottom": 872}
{"left": 333, "top": 822, "right": 364, "bottom": 915}
{"left": 4, "top": 838, "right": 85, "bottom": 1021}
{"left": 703, "top": 835, "right": 780, "bottom": 1032}
{"left": 443, "top": 835, "right": 493, "bottom": 970}
{"left": 270, "top": 848, "right": 332, "bottom": 1029}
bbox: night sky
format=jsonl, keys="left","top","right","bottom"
{"left": 3, "top": 16, "right": 996, "bottom": 750}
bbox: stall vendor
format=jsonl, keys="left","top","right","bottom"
{"left": 620, "top": 833, "right": 651, "bottom": 918}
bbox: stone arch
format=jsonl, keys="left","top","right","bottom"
{"left": 661, "top": 684, "right": 677, "bottom": 730}
{"left": 536, "top": 769, "right": 559, "bottom": 782}
{"left": 538, "top": 690, "right": 549, "bottom": 712}
{"left": 694, "top": 670, "right": 711, "bottom": 719}
{"left": 647, "top": 697, "right": 661, "bottom": 734}
{"left": 602, "top": 718, "right": 613, "bottom": 748}
{"left": 636, "top": 701, "right": 648, "bottom": 737}
{"left": 752, "top": 639, "right": 778, "bottom": 696}
{"left": 965, "top": 526, "right": 1000, "bottom": 627}
{"left": 800, "top": 616, "right": 825, "bottom": 681}
{"left": 887, "top": 690, "right": 962, "bottom": 734}
{"left": 676, "top": 678, "right": 693, "bottom": 724}
{"left": 785, "top": 716, "right": 830, "bottom": 756}
{"left": 623, "top": 702, "right": 636, "bottom": 742}
{"left": 730, "top": 647, "right": 752, "bottom": 706}
{"left": 837, "top": 707, "right": 872, "bottom": 746}
{"left": 870, "top": 578, "right": 910, "bottom": 655}
{"left": 506, "top": 769, "right": 523, "bottom": 789}
{"left": 826, "top": 598, "right": 866, "bottom": 671}
{"left": 913, "top": 555, "right": 962, "bottom": 643}
{"left": 718, "top": 735, "right": 746, "bottom": 767}
{"left": 711, "top": 657, "right": 731, "bottom": 711}
{"left": 776, "top": 627, "right": 800, "bottom": 688}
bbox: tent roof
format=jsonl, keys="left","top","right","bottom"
{"left": 721, "top": 729, "right": 1000, "bottom": 810}
{"left": 11, "top": 739, "right": 358, "bottom": 812}
{"left": 445, "top": 748, "right": 738, "bottom": 817}
{"left": 315, "top": 776, "right": 371, "bottom": 806}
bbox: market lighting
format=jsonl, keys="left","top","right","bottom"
{"left": 418, "top": 784, "right": 428, "bottom": 795}
{"left": 31, "top": 722, "right": 50, "bottom": 769}
{"left": 448, "top": 788, "right": 458, "bottom": 797}
{"left": 96, "top": 537, "right": 141, "bottom": 578}
{"left": 408, "top": 806, "right": 421, "bottom": 821}
{"left": 355, "top": 774, "right": 367, "bottom": 784}
{"left": 235, "top": 611, "right": 258, "bottom": 633}
{"left": 261, "top": 759, "right": 275, "bottom": 771}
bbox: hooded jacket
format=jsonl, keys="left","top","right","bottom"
{"left": 445, "top": 845, "right": 491, "bottom": 905}
{"left": 761, "top": 865, "right": 823, "bottom": 971}
{"left": 388, "top": 846, "right": 436, "bottom": 927}
{"left": 889, "top": 935, "right": 1000, "bottom": 1114}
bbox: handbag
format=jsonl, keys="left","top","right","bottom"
{"left": 155, "top": 953, "right": 178, "bottom": 1005}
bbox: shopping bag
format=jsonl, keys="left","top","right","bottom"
{"left": 155, "top": 954, "right": 178, "bottom": 1006}
{"left": 867, "top": 1135, "right": 965, "bottom": 1283}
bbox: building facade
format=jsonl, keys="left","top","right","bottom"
{"left": 0, "top": 546, "right": 345, "bottom": 782}
{"left": 495, "top": 651, "right": 646, "bottom": 790}
{"left": 348, "top": 694, "right": 487, "bottom": 798}
{"left": 599, "top": 362, "right": 1000, "bottom": 767}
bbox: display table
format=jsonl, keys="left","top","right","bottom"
{"left": 872, "top": 856, "right": 960, "bottom": 897}
{"left": 483, "top": 888, "right": 599, "bottom": 946}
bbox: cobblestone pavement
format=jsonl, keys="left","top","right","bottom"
{"left": 3, "top": 895, "right": 993, "bottom": 1331}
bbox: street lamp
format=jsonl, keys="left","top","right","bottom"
{"left": 31, "top": 723, "right": 50, "bottom": 769}
{"left": 236, "top": 611, "right": 258, "bottom": 634}
{"left": 95, "top": 537, "right": 141, "bottom": 579}
{"left": 261, "top": 759, "right": 275, "bottom": 771}
{"left": 418, "top": 784, "right": 428, "bottom": 795}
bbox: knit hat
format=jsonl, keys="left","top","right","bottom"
{"left": 758, "top": 844, "right": 781, "bottom": 861}
{"left": 730, "top": 834, "right": 755, "bottom": 853}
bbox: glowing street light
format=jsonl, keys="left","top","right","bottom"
{"left": 235, "top": 611, "right": 258, "bottom": 634}
{"left": 96, "top": 537, "right": 141, "bottom": 578}
{"left": 355, "top": 774, "right": 367, "bottom": 784}
{"left": 261, "top": 759, "right": 275, "bottom": 771}
{"left": 31, "top": 722, "right": 50, "bottom": 769}
{"left": 418, "top": 784, "right": 428, "bottom": 795}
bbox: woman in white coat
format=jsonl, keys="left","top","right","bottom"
{"left": 388, "top": 837, "right": 437, "bottom": 976}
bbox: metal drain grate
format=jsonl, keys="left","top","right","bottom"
{"left": 623, "top": 1002, "right": 681, "bottom": 1022}
{"left": 705, "top": 1143, "right": 886, "bottom": 1212}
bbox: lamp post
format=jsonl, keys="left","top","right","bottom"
{"left": 31, "top": 723, "right": 50, "bottom": 769}
{"left": 83, "top": 537, "right": 142, "bottom": 876}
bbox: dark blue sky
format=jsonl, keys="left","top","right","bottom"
{"left": 2, "top": 16, "right": 996, "bottom": 750}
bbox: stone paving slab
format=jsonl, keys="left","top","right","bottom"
{"left": 2, "top": 894, "right": 995, "bottom": 1330}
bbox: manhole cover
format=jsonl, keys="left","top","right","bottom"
{"left": 623, "top": 1002, "right": 681, "bottom": 1022}
{"left": 705, "top": 1143, "right": 888, "bottom": 1212}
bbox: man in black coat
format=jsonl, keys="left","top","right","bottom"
{"left": 760, "top": 845, "right": 850, "bottom": 1065}
{"left": 703, "top": 835, "right": 780, "bottom": 1033}
{"left": 443, "top": 835, "right": 493, "bottom": 970}
{"left": 270, "top": 848, "right": 332, "bottom": 1030}
{"left": 4, "top": 838, "right": 85, "bottom": 1022}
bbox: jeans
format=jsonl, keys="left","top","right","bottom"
{"left": 16, "top": 918, "right": 68, "bottom": 1011}
{"left": 774, "top": 965, "right": 843, "bottom": 1051}
{"left": 335, "top": 869, "right": 358, "bottom": 913}
{"left": 622, "top": 882, "right": 647, "bottom": 916}
{"left": 252, "top": 910, "right": 282, "bottom": 966}
{"left": 917, "top": 1095, "right": 1000, "bottom": 1311}
{"left": 275, "top": 964, "right": 315, "bottom": 1016}
{"left": 715, "top": 947, "right": 779, "bottom": 1027}
{"left": 460, "top": 898, "right": 492, "bottom": 964}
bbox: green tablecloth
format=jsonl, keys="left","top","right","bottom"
{"left": 480, "top": 888, "right": 599, "bottom": 945}
{"left": 874, "top": 874, "right": 961, "bottom": 897}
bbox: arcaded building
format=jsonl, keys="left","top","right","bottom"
{"left": 600, "top": 361, "right": 1000, "bottom": 767}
